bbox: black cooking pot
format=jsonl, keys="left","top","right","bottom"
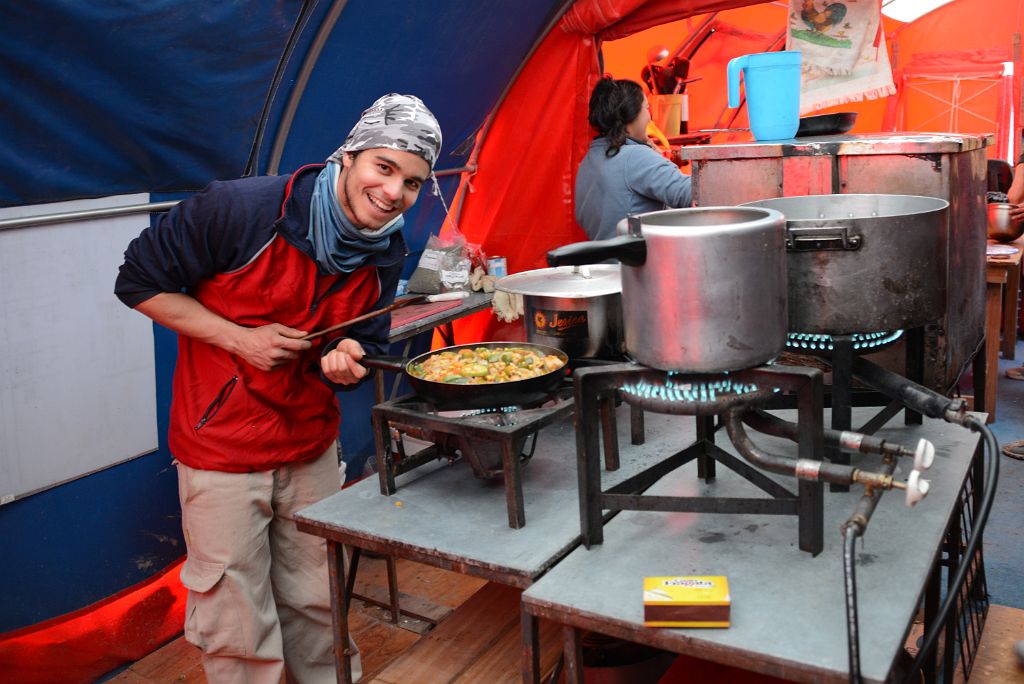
{"left": 796, "top": 112, "right": 857, "bottom": 137}
{"left": 361, "top": 342, "right": 569, "bottom": 409}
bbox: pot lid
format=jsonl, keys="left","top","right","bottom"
{"left": 495, "top": 265, "right": 621, "bottom": 297}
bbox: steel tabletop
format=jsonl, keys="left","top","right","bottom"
{"left": 295, "top": 406, "right": 710, "bottom": 683}
{"left": 297, "top": 408, "right": 708, "bottom": 586}
{"left": 520, "top": 408, "right": 984, "bottom": 683}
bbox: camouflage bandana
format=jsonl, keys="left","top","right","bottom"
{"left": 329, "top": 93, "right": 442, "bottom": 168}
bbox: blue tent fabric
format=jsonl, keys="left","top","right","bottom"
{"left": 0, "top": 1, "right": 299, "bottom": 206}
{"left": 0, "top": 0, "right": 565, "bottom": 208}
{"left": 0, "top": 0, "right": 566, "bottom": 632}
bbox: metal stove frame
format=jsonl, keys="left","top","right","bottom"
{"left": 816, "top": 326, "right": 925, "bottom": 492}
{"left": 573, "top": 363, "right": 826, "bottom": 555}
{"left": 371, "top": 392, "right": 575, "bottom": 529}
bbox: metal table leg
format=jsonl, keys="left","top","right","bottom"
{"left": 563, "top": 625, "right": 584, "bottom": 683}
{"left": 522, "top": 609, "right": 541, "bottom": 683}
{"left": 502, "top": 438, "right": 527, "bottom": 528}
{"left": 327, "top": 541, "right": 354, "bottom": 684}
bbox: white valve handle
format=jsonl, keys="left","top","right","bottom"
{"left": 905, "top": 469, "right": 931, "bottom": 507}
{"left": 913, "top": 439, "right": 935, "bottom": 471}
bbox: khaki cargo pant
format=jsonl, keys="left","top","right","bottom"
{"left": 176, "top": 443, "right": 362, "bottom": 683}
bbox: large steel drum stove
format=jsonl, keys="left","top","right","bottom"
{"left": 549, "top": 203, "right": 1004, "bottom": 682}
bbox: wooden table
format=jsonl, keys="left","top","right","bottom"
{"left": 984, "top": 240, "right": 1023, "bottom": 422}
{"left": 521, "top": 409, "right": 985, "bottom": 684}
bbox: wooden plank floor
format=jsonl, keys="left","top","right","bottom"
{"left": 112, "top": 558, "right": 1024, "bottom": 683}
{"left": 109, "top": 556, "right": 520, "bottom": 683}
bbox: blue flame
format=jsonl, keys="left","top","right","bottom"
{"left": 786, "top": 330, "right": 904, "bottom": 352}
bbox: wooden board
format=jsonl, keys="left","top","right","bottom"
{"left": 367, "top": 581, "right": 565, "bottom": 684}
{"left": 965, "top": 605, "right": 1024, "bottom": 683}
{"left": 368, "top": 582, "right": 522, "bottom": 683}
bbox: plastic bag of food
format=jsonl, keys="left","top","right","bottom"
{"left": 439, "top": 250, "right": 472, "bottom": 292}
{"left": 407, "top": 233, "right": 467, "bottom": 294}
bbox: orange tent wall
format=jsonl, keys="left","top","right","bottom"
{"left": 448, "top": 0, "right": 1022, "bottom": 345}
{"left": 601, "top": 0, "right": 1022, "bottom": 157}
{"left": 887, "top": 0, "right": 1023, "bottom": 159}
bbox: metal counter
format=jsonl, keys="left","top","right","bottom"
{"left": 295, "top": 406, "right": 701, "bottom": 682}
{"left": 678, "top": 132, "right": 991, "bottom": 392}
{"left": 521, "top": 407, "right": 985, "bottom": 683}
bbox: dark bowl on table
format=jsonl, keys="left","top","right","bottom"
{"left": 795, "top": 112, "right": 857, "bottom": 137}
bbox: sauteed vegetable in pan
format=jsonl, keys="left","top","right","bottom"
{"left": 407, "top": 346, "right": 564, "bottom": 384}
{"left": 360, "top": 342, "right": 570, "bottom": 410}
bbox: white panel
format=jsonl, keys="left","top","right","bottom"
{"left": 0, "top": 194, "right": 158, "bottom": 502}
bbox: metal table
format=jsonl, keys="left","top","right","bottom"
{"left": 388, "top": 291, "right": 493, "bottom": 344}
{"left": 295, "top": 406, "right": 695, "bottom": 683}
{"left": 521, "top": 409, "right": 985, "bottom": 684}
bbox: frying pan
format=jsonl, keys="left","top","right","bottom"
{"left": 796, "top": 112, "right": 857, "bottom": 137}
{"left": 360, "top": 342, "right": 570, "bottom": 409}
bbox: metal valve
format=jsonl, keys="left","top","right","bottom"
{"left": 905, "top": 469, "right": 930, "bottom": 507}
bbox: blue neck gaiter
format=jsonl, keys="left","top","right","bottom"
{"left": 308, "top": 162, "right": 403, "bottom": 275}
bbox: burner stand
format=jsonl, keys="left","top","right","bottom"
{"left": 574, "top": 363, "right": 825, "bottom": 555}
{"left": 371, "top": 393, "right": 575, "bottom": 529}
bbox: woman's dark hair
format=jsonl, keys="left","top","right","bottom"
{"left": 587, "top": 77, "right": 645, "bottom": 157}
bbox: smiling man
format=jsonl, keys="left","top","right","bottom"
{"left": 115, "top": 94, "right": 441, "bottom": 683}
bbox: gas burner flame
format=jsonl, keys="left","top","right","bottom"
{"left": 621, "top": 375, "right": 774, "bottom": 404}
{"left": 787, "top": 330, "right": 904, "bottom": 352}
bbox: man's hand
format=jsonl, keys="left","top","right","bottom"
{"left": 234, "top": 324, "right": 312, "bottom": 371}
{"left": 1009, "top": 202, "right": 1024, "bottom": 224}
{"left": 321, "top": 338, "right": 369, "bottom": 385}
{"left": 134, "top": 293, "right": 312, "bottom": 372}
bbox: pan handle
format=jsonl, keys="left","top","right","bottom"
{"left": 547, "top": 235, "right": 647, "bottom": 267}
{"left": 359, "top": 355, "right": 408, "bottom": 372}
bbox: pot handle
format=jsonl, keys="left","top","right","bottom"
{"left": 359, "top": 355, "right": 408, "bottom": 372}
{"left": 786, "top": 225, "right": 863, "bottom": 252}
{"left": 547, "top": 236, "right": 647, "bottom": 267}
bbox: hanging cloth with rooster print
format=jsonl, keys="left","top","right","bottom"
{"left": 788, "top": 0, "right": 881, "bottom": 75}
{"left": 788, "top": 0, "right": 894, "bottom": 114}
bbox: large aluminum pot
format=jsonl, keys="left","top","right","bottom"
{"left": 547, "top": 207, "right": 787, "bottom": 373}
{"left": 743, "top": 194, "right": 949, "bottom": 335}
{"left": 495, "top": 265, "right": 624, "bottom": 359}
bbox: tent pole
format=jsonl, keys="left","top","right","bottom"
{"left": 0, "top": 201, "right": 179, "bottom": 233}
{"left": 267, "top": 0, "right": 350, "bottom": 176}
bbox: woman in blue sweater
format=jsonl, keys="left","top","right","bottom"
{"left": 574, "top": 77, "right": 693, "bottom": 240}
